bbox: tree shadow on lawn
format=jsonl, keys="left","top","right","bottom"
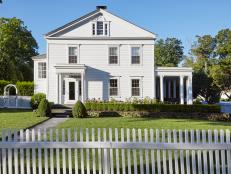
{"left": 0, "top": 108, "right": 32, "bottom": 113}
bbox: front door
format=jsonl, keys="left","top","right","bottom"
{"left": 64, "top": 78, "right": 79, "bottom": 104}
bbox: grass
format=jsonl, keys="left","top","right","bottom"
{"left": 0, "top": 109, "right": 48, "bottom": 131}
{"left": 57, "top": 117, "right": 231, "bottom": 130}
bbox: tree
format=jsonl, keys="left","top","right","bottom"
{"left": 0, "top": 18, "right": 38, "bottom": 81}
{"left": 210, "top": 56, "right": 231, "bottom": 99}
{"left": 155, "top": 38, "right": 184, "bottom": 67}
{"left": 215, "top": 29, "right": 231, "bottom": 59}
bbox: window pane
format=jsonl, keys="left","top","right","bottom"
{"left": 105, "top": 23, "right": 108, "bottom": 35}
{"left": 109, "top": 47, "right": 118, "bottom": 64}
{"left": 38, "top": 62, "right": 46, "bottom": 78}
{"left": 97, "top": 21, "right": 103, "bottom": 35}
{"left": 109, "top": 79, "right": 118, "bottom": 96}
{"left": 131, "top": 47, "right": 140, "bottom": 64}
{"left": 131, "top": 79, "right": 140, "bottom": 96}
{"left": 132, "top": 79, "right": 140, "bottom": 87}
{"left": 69, "top": 47, "right": 77, "bottom": 63}
{"left": 92, "top": 23, "right": 95, "bottom": 35}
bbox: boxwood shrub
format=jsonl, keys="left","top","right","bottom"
{"left": 85, "top": 102, "right": 220, "bottom": 113}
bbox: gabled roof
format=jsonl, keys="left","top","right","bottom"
{"left": 45, "top": 8, "right": 156, "bottom": 38}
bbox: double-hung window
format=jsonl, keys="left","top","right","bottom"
{"left": 97, "top": 21, "right": 104, "bottom": 35}
{"left": 131, "top": 47, "right": 141, "bottom": 64}
{"left": 68, "top": 47, "right": 78, "bottom": 64}
{"left": 131, "top": 79, "right": 140, "bottom": 96}
{"left": 109, "top": 79, "right": 118, "bottom": 96}
{"left": 109, "top": 47, "right": 118, "bottom": 64}
{"left": 38, "top": 62, "right": 46, "bottom": 79}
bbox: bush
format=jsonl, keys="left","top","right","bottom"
{"left": 0, "top": 80, "right": 10, "bottom": 95}
{"left": 85, "top": 102, "right": 221, "bottom": 113}
{"left": 16, "top": 81, "right": 34, "bottom": 96}
{"left": 31, "top": 93, "right": 46, "bottom": 109}
{"left": 36, "top": 98, "right": 51, "bottom": 117}
{"left": 72, "top": 100, "right": 88, "bottom": 118}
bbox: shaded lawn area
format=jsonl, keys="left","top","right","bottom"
{"left": 0, "top": 109, "right": 48, "bottom": 131}
{"left": 57, "top": 117, "right": 231, "bottom": 130}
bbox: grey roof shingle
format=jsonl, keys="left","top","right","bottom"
{"left": 32, "top": 54, "right": 46, "bottom": 59}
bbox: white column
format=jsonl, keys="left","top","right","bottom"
{"left": 81, "top": 72, "right": 84, "bottom": 102}
{"left": 187, "top": 76, "right": 193, "bottom": 104}
{"left": 173, "top": 80, "right": 176, "bottom": 98}
{"left": 180, "top": 76, "right": 184, "bottom": 104}
{"left": 168, "top": 80, "right": 171, "bottom": 98}
{"left": 160, "top": 75, "right": 164, "bottom": 102}
{"left": 58, "top": 74, "right": 62, "bottom": 104}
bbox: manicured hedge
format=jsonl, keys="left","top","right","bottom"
{"left": 85, "top": 102, "right": 221, "bottom": 113}
{"left": 16, "top": 81, "right": 34, "bottom": 96}
{"left": 0, "top": 80, "right": 34, "bottom": 96}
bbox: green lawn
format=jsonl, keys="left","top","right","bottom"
{"left": 0, "top": 109, "right": 48, "bottom": 130}
{"left": 57, "top": 117, "right": 231, "bottom": 130}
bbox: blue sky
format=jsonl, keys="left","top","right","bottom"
{"left": 0, "top": 0, "right": 231, "bottom": 55}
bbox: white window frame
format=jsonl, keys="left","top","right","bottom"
{"left": 38, "top": 62, "right": 46, "bottom": 79}
{"left": 130, "top": 77, "right": 143, "bottom": 97}
{"left": 130, "top": 45, "right": 143, "bottom": 65}
{"left": 67, "top": 45, "right": 80, "bottom": 64}
{"left": 108, "top": 45, "right": 119, "bottom": 65}
{"left": 92, "top": 21, "right": 109, "bottom": 36}
{"left": 109, "top": 77, "right": 120, "bottom": 97}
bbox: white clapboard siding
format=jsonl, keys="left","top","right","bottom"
{"left": 0, "top": 128, "right": 230, "bottom": 174}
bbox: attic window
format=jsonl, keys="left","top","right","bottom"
{"left": 92, "top": 21, "right": 109, "bottom": 36}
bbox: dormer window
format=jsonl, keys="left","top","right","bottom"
{"left": 92, "top": 21, "right": 109, "bottom": 36}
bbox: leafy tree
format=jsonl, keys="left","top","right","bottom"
{"left": 215, "top": 29, "right": 231, "bottom": 59}
{"left": 155, "top": 38, "right": 184, "bottom": 67}
{"left": 0, "top": 17, "right": 38, "bottom": 81}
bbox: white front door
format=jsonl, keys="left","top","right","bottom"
{"left": 64, "top": 78, "right": 79, "bottom": 104}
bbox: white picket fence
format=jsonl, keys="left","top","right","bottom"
{"left": 0, "top": 128, "right": 231, "bottom": 174}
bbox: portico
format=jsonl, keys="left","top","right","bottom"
{"left": 155, "top": 67, "right": 193, "bottom": 104}
{"left": 54, "top": 64, "right": 87, "bottom": 104}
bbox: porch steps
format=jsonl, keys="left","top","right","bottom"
{"left": 51, "top": 104, "right": 72, "bottom": 117}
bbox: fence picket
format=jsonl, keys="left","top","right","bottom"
{"left": 115, "top": 128, "right": 120, "bottom": 174}
{"left": 7, "top": 129, "right": 12, "bottom": 174}
{"left": 109, "top": 128, "right": 114, "bottom": 174}
{"left": 44, "top": 129, "right": 48, "bottom": 174}
{"left": 50, "top": 129, "right": 54, "bottom": 174}
{"left": 68, "top": 129, "right": 72, "bottom": 174}
{"left": 56, "top": 129, "right": 60, "bottom": 174}
{"left": 2, "top": 129, "right": 7, "bottom": 174}
{"left": 185, "top": 130, "right": 190, "bottom": 174}
{"left": 162, "top": 129, "right": 167, "bottom": 174}
{"left": 138, "top": 129, "right": 144, "bottom": 174}
{"left": 13, "top": 130, "right": 18, "bottom": 174}
{"left": 132, "top": 128, "right": 138, "bottom": 174}
{"left": 62, "top": 129, "right": 66, "bottom": 174}
{"left": 220, "top": 130, "right": 226, "bottom": 174}
{"left": 150, "top": 129, "right": 155, "bottom": 174}
{"left": 202, "top": 130, "right": 208, "bottom": 174}
{"left": 226, "top": 129, "right": 231, "bottom": 174}
{"left": 80, "top": 128, "right": 84, "bottom": 174}
{"left": 103, "top": 128, "right": 109, "bottom": 174}
{"left": 38, "top": 129, "right": 42, "bottom": 174}
{"left": 127, "top": 128, "right": 131, "bottom": 174}
{"left": 190, "top": 130, "right": 196, "bottom": 174}
{"left": 32, "top": 129, "right": 36, "bottom": 174}
{"left": 179, "top": 130, "right": 185, "bottom": 174}
{"left": 214, "top": 130, "right": 220, "bottom": 174}
{"left": 156, "top": 129, "right": 161, "bottom": 174}
{"left": 173, "top": 129, "right": 179, "bottom": 174}
{"left": 167, "top": 130, "right": 173, "bottom": 174}
{"left": 196, "top": 130, "right": 202, "bottom": 174}
{"left": 26, "top": 129, "right": 31, "bottom": 174}
{"left": 98, "top": 128, "right": 102, "bottom": 174}
{"left": 86, "top": 128, "right": 90, "bottom": 174}
{"left": 208, "top": 130, "right": 214, "bottom": 174}
{"left": 144, "top": 129, "right": 149, "bottom": 174}
{"left": 74, "top": 129, "right": 78, "bottom": 174}
{"left": 121, "top": 128, "right": 126, "bottom": 174}
{"left": 20, "top": 129, "right": 24, "bottom": 174}
{"left": 92, "top": 128, "right": 96, "bottom": 174}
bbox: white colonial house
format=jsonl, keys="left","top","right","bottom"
{"left": 33, "top": 6, "right": 193, "bottom": 105}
